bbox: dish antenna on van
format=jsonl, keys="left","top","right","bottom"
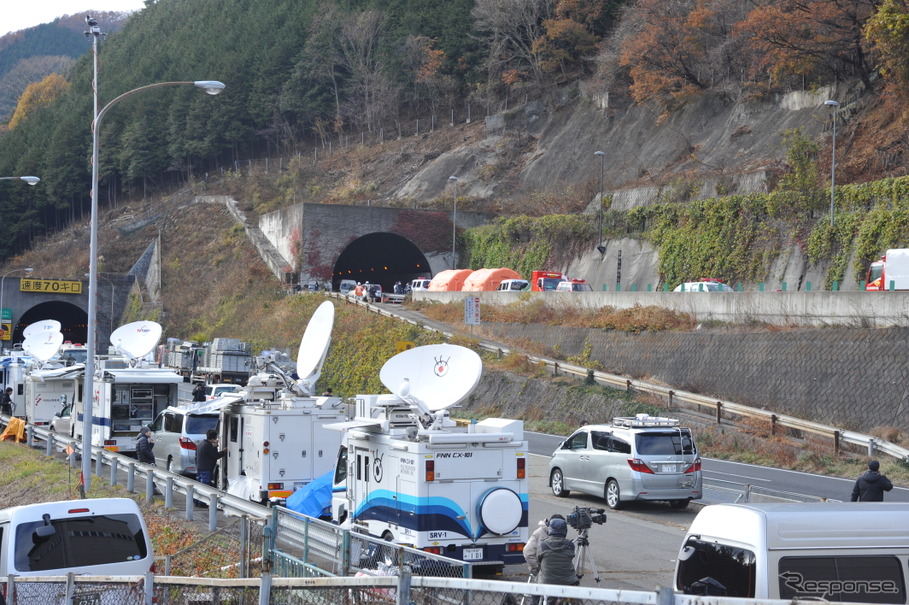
{"left": 294, "top": 301, "right": 335, "bottom": 396}
{"left": 23, "top": 319, "right": 62, "bottom": 339}
{"left": 23, "top": 330, "right": 64, "bottom": 364}
{"left": 110, "top": 321, "right": 163, "bottom": 362}
{"left": 380, "top": 344, "right": 482, "bottom": 427}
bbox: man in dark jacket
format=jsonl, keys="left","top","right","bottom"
{"left": 0, "top": 387, "right": 13, "bottom": 416}
{"left": 196, "top": 429, "right": 226, "bottom": 486}
{"left": 851, "top": 460, "right": 893, "bottom": 501}
{"left": 538, "top": 518, "right": 579, "bottom": 586}
{"left": 136, "top": 426, "right": 156, "bottom": 465}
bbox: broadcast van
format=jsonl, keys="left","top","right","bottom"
{"left": 675, "top": 502, "right": 909, "bottom": 603}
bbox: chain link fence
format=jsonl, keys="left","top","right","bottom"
{"left": 4, "top": 574, "right": 664, "bottom": 605}
{"left": 163, "top": 515, "right": 265, "bottom": 578}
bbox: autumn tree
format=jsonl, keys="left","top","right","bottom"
{"left": 864, "top": 0, "right": 909, "bottom": 96}
{"left": 472, "top": 0, "right": 554, "bottom": 99}
{"left": 736, "top": 0, "right": 879, "bottom": 90}
{"left": 8, "top": 72, "right": 70, "bottom": 129}
{"left": 339, "top": 9, "right": 396, "bottom": 133}
{"left": 400, "top": 35, "right": 457, "bottom": 116}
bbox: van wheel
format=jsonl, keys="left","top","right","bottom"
{"left": 550, "top": 468, "right": 570, "bottom": 497}
{"left": 605, "top": 479, "right": 623, "bottom": 510}
{"left": 669, "top": 499, "right": 690, "bottom": 509}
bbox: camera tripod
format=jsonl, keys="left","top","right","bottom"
{"left": 573, "top": 528, "right": 601, "bottom": 583}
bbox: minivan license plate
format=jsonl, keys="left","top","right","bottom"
{"left": 661, "top": 463, "right": 677, "bottom": 473}
{"left": 463, "top": 547, "right": 483, "bottom": 561}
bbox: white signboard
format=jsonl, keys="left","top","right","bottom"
{"left": 464, "top": 296, "right": 481, "bottom": 325}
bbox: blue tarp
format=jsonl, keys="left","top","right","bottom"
{"left": 285, "top": 471, "right": 333, "bottom": 518}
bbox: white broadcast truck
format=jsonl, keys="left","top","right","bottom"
{"left": 209, "top": 301, "right": 346, "bottom": 504}
{"left": 72, "top": 321, "right": 182, "bottom": 456}
{"left": 329, "top": 344, "right": 529, "bottom": 568}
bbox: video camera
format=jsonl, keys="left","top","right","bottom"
{"left": 566, "top": 506, "right": 607, "bottom": 531}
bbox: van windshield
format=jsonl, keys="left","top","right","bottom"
{"left": 635, "top": 430, "right": 695, "bottom": 455}
{"left": 16, "top": 513, "right": 148, "bottom": 572}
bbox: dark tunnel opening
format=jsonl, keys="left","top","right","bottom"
{"left": 16, "top": 302, "right": 88, "bottom": 346}
{"left": 332, "top": 233, "right": 432, "bottom": 292}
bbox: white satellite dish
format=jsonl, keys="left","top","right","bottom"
{"left": 380, "top": 344, "right": 482, "bottom": 412}
{"left": 110, "top": 321, "right": 163, "bottom": 360}
{"left": 23, "top": 320, "right": 62, "bottom": 339}
{"left": 296, "top": 301, "right": 335, "bottom": 383}
{"left": 23, "top": 330, "right": 64, "bottom": 363}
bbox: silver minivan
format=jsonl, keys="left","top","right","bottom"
{"left": 151, "top": 406, "right": 219, "bottom": 477}
{"left": 548, "top": 414, "right": 702, "bottom": 509}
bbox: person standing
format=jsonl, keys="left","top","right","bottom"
{"left": 538, "top": 518, "right": 579, "bottom": 586}
{"left": 0, "top": 387, "right": 13, "bottom": 416}
{"left": 524, "top": 514, "right": 566, "bottom": 579}
{"left": 191, "top": 383, "right": 206, "bottom": 402}
{"left": 136, "top": 426, "right": 156, "bottom": 465}
{"left": 851, "top": 460, "right": 893, "bottom": 501}
{"left": 196, "top": 429, "right": 226, "bottom": 486}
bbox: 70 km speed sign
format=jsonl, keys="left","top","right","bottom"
{"left": 464, "top": 296, "right": 481, "bottom": 325}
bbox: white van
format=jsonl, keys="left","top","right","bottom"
{"left": 676, "top": 502, "right": 909, "bottom": 603}
{"left": 0, "top": 498, "right": 153, "bottom": 583}
{"left": 497, "top": 279, "right": 529, "bottom": 291}
{"left": 338, "top": 279, "right": 357, "bottom": 295}
{"left": 410, "top": 278, "right": 431, "bottom": 291}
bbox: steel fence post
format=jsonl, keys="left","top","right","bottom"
{"left": 45, "top": 433, "right": 53, "bottom": 456}
{"left": 398, "top": 567, "right": 412, "bottom": 605}
{"left": 96, "top": 449, "right": 103, "bottom": 475}
{"left": 259, "top": 573, "right": 272, "bottom": 605}
{"left": 165, "top": 476, "right": 173, "bottom": 509}
{"left": 146, "top": 471, "right": 154, "bottom": 503}
{"left": 127, "top": 462, "right": 136, "bottom": 492}
{"left": 110, "top": 457, "right": 119, "bottom": 486}
{"left": 145, "top": 570, "right": 154, "bottom": 605}
{"left": 209, "top": 493, "right": 218, "bottom": 532}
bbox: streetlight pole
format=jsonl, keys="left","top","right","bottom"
{"left": 83, "top": 18, "right": 224, "bottom": 491}
{"left": 825, "top": 100, "right": 839, "bottom": 228}
{"left": 86, "top": 273, "right": 115, "bottom": 333}
{"left": 0, "top": 268, "right": 34, "bottom": 347}
{"left": 448, "top": 176, "right": 458, "bottom": 269}
{"left": 594, "top": 150, "right": 605, "bottom": 252}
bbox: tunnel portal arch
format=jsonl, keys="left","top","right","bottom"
{"left": 16, "top": 302, "right": 88, "bottom": 346}
{"left": 332, "top": 233, "right": 432, "bottom": 291}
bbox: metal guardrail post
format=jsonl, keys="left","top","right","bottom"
{"left": 668, "top": 390, "right": 674, "bottom": 411}
{"left": 716, "top": 402, "right": 722, "bottom": 424}
{"left": 186, "top": 485, "right": 195, "bottom": 521}
{"left": 26, "top": 424, "right": 34, "bottom": 447}
{"left": 834, "top": 430, "right": 840, "bottom": 453}
{"left": 127, "top": 462, "right": 136, "bottom": 492}
{"left": 95, "top": 449, "right": 103, "bottom": 476}
{"left": 770, "top": 414, "right": 777, "bottom": 436}
{"left": 146, "top": 471, "right": 155, "bottom": 503}
{"left": 45, "top": 433, "right": 53, "bottom": 456}
{"left": 110, "top": 457, "right": 119, "bottom": 486}
{"left": 210, "top": 493, "right": 219, "bottom": 532}
{"left": 626, "top": 379, "right": 633, "bottom": 392}
{"left": 868, "top": 438, "right": 876, "bottom": 456}
{"left": 240, "top": 515, "right": 249, "bottom": 576}
{"left": 553, "top": 362, "right": 559, "bottom": 376}
{"left": 165, "top": 476, "right": 174, "bottom": 509}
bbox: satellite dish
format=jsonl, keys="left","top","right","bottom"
{"left": 380, "top": 344, "right": 482, "bottom": 412}
{"left": 110, "top": 321, "right": 163, "bottom": 360}
{"left": 296, "top": 301, "right": 335, "bottom": 384}
{"left": 23, "top": 331, "right": 64, "bottom": 363}
{"left": 23, "top": 320, "right": 62, "bottom": 339}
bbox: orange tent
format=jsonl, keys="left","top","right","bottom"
{"left": 462, "top": 268, "right": 521, "bottom": 291}
{"left": 428, "top": 269, "right": 473, "bottom": 292}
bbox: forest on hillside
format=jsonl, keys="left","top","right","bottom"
{"left": 0, "top": 0, "right": 907, "bottom": 263}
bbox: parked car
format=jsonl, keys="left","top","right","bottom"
{"left": 673, "top": 280, "right": 733, "bottom": 292}
{"left": 49, "top": 402, "right": 72, "bottom": 435}
{"left": 410, "top": 278, "right": 432, "bottom": 291}
{"left": 339, "top": 279, "right": 357, "bottom": 295}
{"left": 548, "top": 414, "right": 702, "bottom": 510}
{"left": 150, "top": 406, "right": 220, "bottom": 477}
{"left": 205, "top": 383, "right": 240, "bottom": 400}
{"left": 497, "top": 279, "right": 530, "bottom": 291}
{"left": 555, "top": 280, "right": 593, "bottom": 292}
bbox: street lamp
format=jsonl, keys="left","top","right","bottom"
{"left": 83, "top": 20, "right": 224, "bottom": 491}
{"left": 0, "top": 268, "right": 34, "bottom": 346}
{"left": 594, "top": 150, "right": 605, "bottom": 255}
{"left": 0, "top": 176, "right": 40, "bottom": 185}
{"left": 825, "top": 100, "right": 839, "bottom": 228}
{"left": 448, "top": 176, "right": 458, "bottom": 269}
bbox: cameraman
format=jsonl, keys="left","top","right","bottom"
{"left": 524, "top": 514, "right": 565, "bottom": 579}
{"left": 539, "top": 518, "right": 580, "bottom": 586}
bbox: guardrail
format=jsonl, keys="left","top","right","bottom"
{"left": 338, "top": 293, "right": 909, "bottom": 463}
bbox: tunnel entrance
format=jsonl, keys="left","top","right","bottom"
{"left": 16, "top": 301, "right": 88, "bottom": 346}
{"left": 332, "top": 233, "right": 431, "bottom": 292}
